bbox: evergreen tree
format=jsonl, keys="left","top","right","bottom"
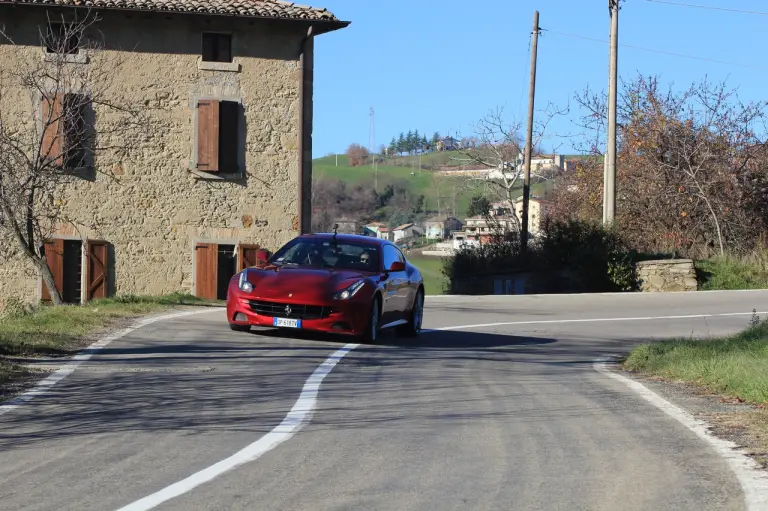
{"left": 397, "top": 133, "right": 405, "bottom": 155}
{"left": 431, "top": 132, "right": 441, "bottom": 151}
{"left": 405, "top": 130, "right": 415, "bottom": 154}
{"left": 389, "top": 137, "right": 397, "bottom": 155}
{"left": 413, "top": 129, "right": 421, "bottom": 153}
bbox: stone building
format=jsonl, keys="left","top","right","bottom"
{"left": 0, "top": 0, "right": 349, "bottom": 305}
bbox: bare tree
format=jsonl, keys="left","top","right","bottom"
{"left": 448, "top": 103, "right": 568, "bottom": 238}
{"left": 564, "top": 73, "right": 768, "bottom": 258}
{"left": 0, "top": 11, "right": 142, "bottom": 304}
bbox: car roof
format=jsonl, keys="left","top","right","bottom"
{"left": 299, "top": 232, "right": 389, "bottom": 247}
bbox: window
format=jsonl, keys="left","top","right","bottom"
{"left": 45, "top": 22, "right": 80, "bottom": 55}
{"left": 41, "top": 93, "right": 88, "bottom": 169}
{"left": 382, "top": 245, "right": 404, "bottom": 271}
{"left": 196, "top": 99, "right": 240, "bottom": 173}
{"left": 202, "top": 33, "right": 232, "bottom": 63}
{"left": 269, "top": 238, "right": 381, "bottom": 272}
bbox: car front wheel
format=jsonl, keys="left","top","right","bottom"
{"left": 361, "top": 295, "right": 381, "bottom": 343}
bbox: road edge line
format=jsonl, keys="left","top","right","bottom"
{"left": 114, "top": 342, "right": 359, "bottom": 511}
{"left": 0, "top": 308, "right": 219, "bottom": 417}
{"left": 594, "top": 356, "right": 768, "bottom": 511}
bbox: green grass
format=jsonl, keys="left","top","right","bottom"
{"left": 0, "top": 293, "right": 218, "bottom": 358}
{"left": 624, "top": 319, "right": 768, "bottom": 405}
{"left": 407, "top": 254, "right": 448, "bottom": 295}
{"left": 696, "top": 251, "right": 768, "bottom": 291}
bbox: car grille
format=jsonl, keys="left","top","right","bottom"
{"left": 248, "top": 300, "right": 333, "bottom": 320}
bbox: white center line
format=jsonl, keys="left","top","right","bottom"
{"left": 115, "top": 343, "right": 359, "bottom": 511}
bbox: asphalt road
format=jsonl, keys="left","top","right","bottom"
{"left": 1, "top": 290, "right": 766, "bottom": 511}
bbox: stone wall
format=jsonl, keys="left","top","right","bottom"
{"left": 636, "top": 259, "right": 699, "bottom": 292}
{"left": 0, "top": 9, "right": 307, "bottom": 305}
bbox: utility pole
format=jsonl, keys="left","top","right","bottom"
{"left": 521, "top": 10, "right": 539, "bottom": 252}
{"left": 604, "top": 0, "right": 619, "bottom": 225}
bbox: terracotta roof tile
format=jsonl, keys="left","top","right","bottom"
{"left": 1, "top": 0, "right": 341, "bottom": 21}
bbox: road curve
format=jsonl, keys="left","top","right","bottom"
{"left": 1, "top": 290, "right": 766, "bottom": 511}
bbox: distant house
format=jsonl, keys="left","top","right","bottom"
{"left": 512, "top": 198, "right": 551, "bottom": 238}
{"left": 392, "top": 223, "right": 423, "bottom": 242}
{"left": 376, "top": 227, "right": 393, "bottom": 241}
{"left": 436, "top": 136, "right": 460, "bottom": 152}
{"left": 363, "top": 221, "right": 386, "bottom": 237}
{"left": 424, "top": 216, "right": 463, "bottom": 239}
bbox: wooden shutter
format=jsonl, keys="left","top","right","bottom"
{"left": 41, "top": 94, "right": 64, "bottom": 166}
{"left": 41, "top": 239, "right": 64, "bottom": 302}
{"left": 86, "top": 240, "right": 108, "bottom": 301}
{"left": 197, "top": 100, "right": 220, "bottom": 172}
{"left": 237, "top": 244, "right": 260, "bottom": 272}
{"left": 219, "top": 101, "right": 239, "bottom": 172}
{"left": 195, "top": 243, "right": 218, "bottom": 299}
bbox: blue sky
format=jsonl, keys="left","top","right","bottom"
{"left": 311, "top": 0, "right": 768, "bottom": 157}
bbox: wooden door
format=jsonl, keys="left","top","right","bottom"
{"left": 41, "top": 239, "right": 65, "bottom": 302}
{"left": 86, "top": 240, "right": 109, "bottom": 301}
{"left": 195, "top": 243, "right": 218, "bottom": 299}
{"left": 237, "top": 244, "right": 261, "bottom": 272}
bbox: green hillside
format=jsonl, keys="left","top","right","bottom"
{"left": 313, "top": 153, "right": 553, "bottom": 217}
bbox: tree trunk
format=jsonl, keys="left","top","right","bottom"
{"left": 36, "top": 256, "right": 65, "bottom": 305}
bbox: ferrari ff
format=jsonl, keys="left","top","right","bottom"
{"left": 225, "top": 231, "right": 425, "bottom": 342}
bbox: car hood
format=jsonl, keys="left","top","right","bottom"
{"left": 243, "top": 266, "right": 375, "bottom": 301}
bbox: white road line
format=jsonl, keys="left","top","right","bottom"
{"left": 115, "top": 342, "right": 359, "bottom": 511}
{"left": 426, "top": 288, "right": 768, "bottom": 298}
{"left": 595, "top": 357, "right": 768, "bottom": 511}
{"left": 421, "top": 311, "right": 768, "bottom": 332}
{"left": 0, "top": 308, "right": 218, "bottom": 418}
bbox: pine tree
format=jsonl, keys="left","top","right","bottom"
{"left": 406, "top": 130, "right": 415, "bottom": 154}
{"left": 397, "top": 133, "right": 405, "bottom": 155}
{"left": 413, "top": 129, "right": 421, "bottom": 153}
{"left": 431, "top": 132, "right": 441, "bottom": 151}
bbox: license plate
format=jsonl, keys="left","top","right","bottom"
{"left": 273, "top": 317, "right": 301, "bottom": 329}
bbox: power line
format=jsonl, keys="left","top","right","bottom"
{"left": 542, "top": 29, "right": 768, "bottom": 71}
{"left": 645, "top": 0, "right": 768, "bottom": 16}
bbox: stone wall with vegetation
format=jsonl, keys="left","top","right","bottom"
{"left": 636, "top": 259, "right": 698, "bottom": 292}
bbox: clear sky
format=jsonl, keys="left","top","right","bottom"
{"left": 311, "top": 0, "right": 768, "bottom": 157}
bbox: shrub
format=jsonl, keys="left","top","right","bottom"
{"left": 442, "top": 219, "right": 639, "bottom": 293}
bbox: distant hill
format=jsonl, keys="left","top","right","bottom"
{"left": 313, "top": 153, "right": 554, "bottom": 218}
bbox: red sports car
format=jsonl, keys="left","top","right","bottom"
{"left": 226, "top": 231, "right": 425, "bottom": 342}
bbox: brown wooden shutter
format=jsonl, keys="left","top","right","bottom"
{"left": 86, "top": 240, "right": 108, "bottom": 301}
{"left": 197, "top": 100, "right": 220, "bottom": 172}
{"left": 41, "top": 239, "right": 64, "bottom": 302}
{"left": 237, "top": 244, "right": 260, "bottom": 272}
{"left": 195, "top": 243, "right": 218, "bottom": 299}
{"left": 41, "top": 94, "right": 64, "bottom": 166}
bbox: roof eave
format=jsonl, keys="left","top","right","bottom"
{"left": 0, "top": 1, "right": 351, "bottom": 30}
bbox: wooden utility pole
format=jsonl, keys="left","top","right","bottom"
{"left": 604, "top": 0, "right": 619, "bottom": 225}
{"left": 521, "top": 10, "right": 540, "bottom": 251}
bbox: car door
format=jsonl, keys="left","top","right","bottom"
{"left": 381, "top": 244, "right": 407, "bottom": 323}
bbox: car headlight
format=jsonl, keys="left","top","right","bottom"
{"left": 238, "top": 271, "right": 253, "bottom": 293}
{"left": 334, "top": 279, "right": 365, "bottom": 300}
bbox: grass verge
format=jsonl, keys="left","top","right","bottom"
{"left": 696, "top": 251, "right": 768, "bottom": 291}
{"left": 624, "top": 318, "right": 768, "bottom": 468}
{"left": 0, "top": 293, "right": 220, "bottom": 396}
{"left": 624, "top": 319, "right": 768, "bottom": 405}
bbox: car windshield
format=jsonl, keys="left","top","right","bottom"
{"left": 269, "top": 238, "right": 380, "bottom": 272}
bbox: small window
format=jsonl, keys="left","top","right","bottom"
{"left": 202, "top": 33, "right": 232, "bottom": 63}
{"left": 45, "top": 22, "right": 80, "bottom": 55}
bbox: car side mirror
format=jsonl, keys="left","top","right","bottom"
{"left": 388, "top": 261, "right": 405, "bottom": 272}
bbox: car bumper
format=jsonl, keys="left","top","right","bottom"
{"left": 226, "top": 295, "right": 370, "bottom": 336}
